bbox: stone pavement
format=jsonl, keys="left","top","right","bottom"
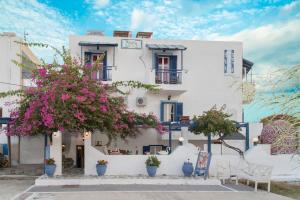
{"left": 12, "top": 183, "right": 293, "bottom": 200}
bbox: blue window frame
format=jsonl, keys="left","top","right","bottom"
{"left": 160, "top": 101, "right": 183, "bottom": 122}
{"left": 224, "top": 49, "right": 234, "bottom": 74}
{"left": 84, "top": 51, "right": 111, "bottom": 81}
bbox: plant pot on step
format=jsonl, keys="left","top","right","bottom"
{"left": 182, "top": 161, "right": 194, "bottom": 177}
{"left": 45, "top": 158, "right": 56, "bottom": 177}
{"left": 145, "top": 156, "right": 161, "bottom": 177}
{"left": 146, "top": 166, "right": 158, "bottom": 177}
{"left": 96, "top": 164, "right": 107, "bottom": 176}
{"left": 45, "top": 164, "right": 56, "bottom": 177}
{"left": 96, "top": 160, "right": 108, "bottom": 176}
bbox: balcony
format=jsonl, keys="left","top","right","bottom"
{"left": 94, "top": 66, "right": 113, "bottom": 82}
{"left": 155, "top": 69, "right": 182, "bottom": 85}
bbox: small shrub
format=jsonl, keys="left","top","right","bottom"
{"left": 45, "top": 158, "right": 55, "bottom": 165}
{"left": 97, "top": 160, "right": 108, "bottom": 165}
{"left": 145, "top": 156, "right": 161, "bottom": 167}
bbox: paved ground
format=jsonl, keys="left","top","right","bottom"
{"left": 0, "top": 177, "right": 35, "bottom": 200}
{"left": 11, "top": 183, "right": 293, "bottom": 200}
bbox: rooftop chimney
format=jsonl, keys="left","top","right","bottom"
{"left": 86, "top": 30, "right": 104, "bottom": 36}
{"left": 1, "top": 32, "right": 17, "bottom": 37}
{"left": 113, "top": 30, "right": 132, "bottom": 38}
{"left": 136, "top": 32, "right": 152, "bottom": 38}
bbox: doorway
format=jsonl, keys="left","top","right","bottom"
{"left": 76, "top": 145, "right": 84, "bottom": 168}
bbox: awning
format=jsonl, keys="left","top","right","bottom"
{"left": 146, "top": 44, "right": 187, "bottom": 50}
{"left": 78, "top": 41, "right": 118, "bottom": 47}
{"left": 243, "top": 58, "right": 254, "bottom": 73}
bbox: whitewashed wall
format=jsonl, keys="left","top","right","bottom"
{"left": 69, "top": 36, "right": 244, "bottom": 142}
{"left": 20, "top": 135, "right": 44, "bottom": 164}
{"left": 85, "top": 133, "right": 199, "bottom": 176}
{"left": 50, "top": 131, "right": 62, "bottom": 176}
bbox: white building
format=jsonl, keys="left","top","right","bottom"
{"left": 0, "top": 32, "right": 41, "bottom": 166}
{"left": 66, "top": 31, "right": 256, "bottom": 164}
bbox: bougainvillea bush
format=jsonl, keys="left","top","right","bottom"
{"left": 4, "top": 44, "right": 164, "bottom": 144}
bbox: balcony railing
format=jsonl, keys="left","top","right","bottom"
{"left": 94, "top": 66, "right": 113, "bottom": 81}
{"left": 155, "top": 69, "right": 182, "bottom": 84}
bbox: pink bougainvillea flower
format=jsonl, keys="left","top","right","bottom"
{"left": 38, "top": 68, "right": 47, "bottom": 77}
{"left": 100, "top": 105, "right": 108, "bottom": 112}
{"left": 61, "top": 93, "right": 71, "bottom": 102}
{"left": 99, "top": 96, "right": 108, "bottom": 103}
{"left": 76, "top": 95, "right": 86, "bottom": 102}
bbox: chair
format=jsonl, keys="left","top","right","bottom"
{"left": 194, "top": 151, "right": 212, "bottom": 179}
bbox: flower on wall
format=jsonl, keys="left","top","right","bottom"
{"left": 4, "top": 43, "right": 164, "bottom": 144}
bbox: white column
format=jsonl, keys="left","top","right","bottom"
{"left": 50, "top": 131, "right": 62, "bottom": 176}
{"left": 84, "top": 131, "right": 92, "bottom": 176}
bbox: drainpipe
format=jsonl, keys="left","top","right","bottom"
{"left": 207, "top": 134, "right": 211, "bottom": 153}
{"left": 43, "top": 134, "right": 47, "bottom": 174}
{"left": 168, "top": 123, "right": 172, "bottom": 154}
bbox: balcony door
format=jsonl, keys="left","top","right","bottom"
{"left": 158, "top": 56, "right": 170, "bottom": 84}
{"left": 91, "top": 53, "right": 105, "bottom": 80}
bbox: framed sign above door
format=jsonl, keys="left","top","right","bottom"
{"left": 121, "top": 39, "right": 142, "bottom": 49}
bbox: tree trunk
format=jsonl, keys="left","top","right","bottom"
{"left": 218, "top": 133, "right": 244, "bottom": 158}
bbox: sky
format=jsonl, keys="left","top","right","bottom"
{"left": 0, "top": 0, "right": 299, "bottom": 122}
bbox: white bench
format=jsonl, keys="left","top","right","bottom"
{"left": 216, "top": 160, "right": 273, "bottom": 192}
{"left": 237, "top": 162, "right": 273, "bottom": 192}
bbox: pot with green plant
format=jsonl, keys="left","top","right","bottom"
{"left": 96, "top": 160, "right": 108, "bottom": 176}
{"left": 145, "top": 156, "right": 161, "bottom": 177}
{"left": 45, "top": 158, "right": 56, "bottom": 177}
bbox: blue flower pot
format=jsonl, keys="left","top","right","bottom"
{"left": 146, "top": 166, "right": 158, "bottom": 177}
{"left": 182, "top": 162, "right": 194, "bottom": 177}
{"left": 45, "top": 164, "right": 56, "bottom": 177}
{"left": 96, "top": 164, "right": 107, "bottom": 176}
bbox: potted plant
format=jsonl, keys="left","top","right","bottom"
{"left": 145, "top": 156, "right": 161, "bottom": 177}
{"left": 45, "top": 158, "right": 56, "bottom": 177}
{"left": 96, "top": 160, "right": 108, "bottom": 176}
{"left": 182, "top": 159, "right": 194, "bottom": 177}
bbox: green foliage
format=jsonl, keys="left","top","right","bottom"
{"left": 45, "top": 158, "right": 55, "bottom": 165}
{"left": 189, "top": 105, "right": 239, "bottom": 138}
{"left": 145, "top": 156, "right": 161, "bottom": 167}
{"left": 97, "top": 160, "right": 108, "bottom": 165}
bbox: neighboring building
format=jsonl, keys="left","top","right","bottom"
{"left": 0, "top": 32, "right": 41, "bottom": 166}
{"left": 68, "top": 30, "right": 255, "bottom": 161}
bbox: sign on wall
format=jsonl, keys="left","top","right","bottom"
{"left": 121, "top": 39, "right": 142, "bottom": 49}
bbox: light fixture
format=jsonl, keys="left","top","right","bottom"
{"left": 178, "top": 136, "right": 184, "bottom": 145}
{"left": 253, "top": 137, "right": 258, "bottom": 146}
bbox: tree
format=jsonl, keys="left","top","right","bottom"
{"left": 189, "top": 105, "right": 243, "bottom": 156}
{"left": 1, "top": 43, "right": 164, "bottom": 145}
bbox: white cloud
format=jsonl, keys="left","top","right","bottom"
{"left": 282, "top": 1, "right": 298, "bottom": 11}
{"left": 130, "top": 9, "right": 156, "bottom": 30}
{"left": 86, "top": 0, "right": 110, "bottom": 9}
{"left": 0, "top": 0, "right": 75, "bottom": 63}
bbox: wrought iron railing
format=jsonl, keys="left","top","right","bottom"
{"left": 94, "top": 66, "right": 113, "bottom": 81}
{"left": 155, "top": 69, "right": 182, "bottom": 84}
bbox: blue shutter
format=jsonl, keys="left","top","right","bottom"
{"left": 84, "top": 52, "right": 92, "bottom": 64}
{"left": 143, "top": 146, "right": 150, "bottom": 154}
{"left": 103, "top": 52, "right": 108, "bottom": 80}
{"left": 169, "top": 56, "right": 177, "bottom": 84}
{"left": 224, "top": 50, "right": 227, "bottom": 73}
{"left": 231, "top": 50, "right": 234, "bottom": 73}
{"left": 160, "top": 102, "right": 165, "bottom": 122}
{"left": 175, "top": 102, "right": 183, "bottom": 122}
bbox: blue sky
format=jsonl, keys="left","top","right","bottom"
{"left": 0, "top": 0, "right": 299, "bottom": 122}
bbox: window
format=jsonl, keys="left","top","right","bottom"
{"left": 155, "top": 55, "right": 181, "bottom": 84}
{"left": 160, "top": 102, "right": 183, "bottom": 122}
{"left": 224, "top": 49, "right": 234, "bottom": 74}
{"left": 84, "top": 52, "right": 111, "bottom": 81}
